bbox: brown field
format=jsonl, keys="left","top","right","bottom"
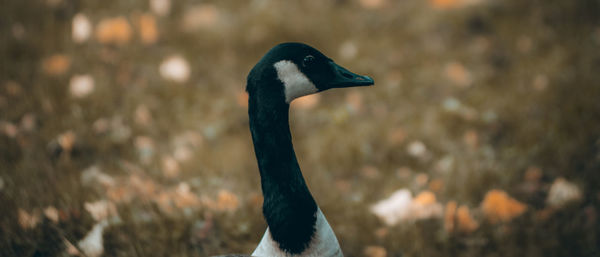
{"left": 1, "top": 0, "right": 599, "bottom": 256}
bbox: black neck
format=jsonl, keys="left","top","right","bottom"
{"left": 248, "top": 83, "right": 317, "bottom": 254}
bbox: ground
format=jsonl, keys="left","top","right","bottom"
{"left": 0, "top": 0, "right": 599, "bottom": 256}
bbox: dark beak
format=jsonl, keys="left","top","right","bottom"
{"left": 328, "top": 61, "right": 374, "bottom": 88}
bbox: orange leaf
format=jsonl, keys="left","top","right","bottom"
{"left": 428, "top": 179, "right": 444, "bottom": 193}
{"left": 96, "top": 17, "right": 132, "bottom": 45}
{"left": 216, "top": 190, "right": 239, "bottom": 211}
{"left": 42, "top": 54, "right": 70, "bottom": 75}
{"left": 414, "top": 191, "right": 436, "bottom": 205}
{"left": 364, "top": 246, "right": 387, "bottom": 257}
{"left": 444, "top": 201, "right": 458, "bottom": 232}
{"left": 137, "top": 14, "right": 158, "bottom": 44}
{"left": 444, "top": 61, "right": 472, "bottom": 87}
{"left": 481, "top": 189, "right": 527, "bottom": 223}
{"left": 456, "top": 205, "right": 479, "bottom": 232}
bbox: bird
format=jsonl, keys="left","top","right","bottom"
{"left": 218, "top": 42, "right": 373, "bottom": 257}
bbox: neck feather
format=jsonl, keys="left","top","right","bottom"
{"left": 248, "top": 83, "right": 317, "bottom": 254}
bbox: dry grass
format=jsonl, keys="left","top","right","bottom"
{"left": 1, "top": 0, "right": 599, "bottom": 256}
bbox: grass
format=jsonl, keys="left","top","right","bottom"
{"left": 1, "top": 0, "right": 599, "bottom": 256}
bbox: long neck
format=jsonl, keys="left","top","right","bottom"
{"left": 248, "top": 87, "right": 318, "bottom": 254}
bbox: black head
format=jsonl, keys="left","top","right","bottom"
{"left": 247, "top": 42, "right": 374, "bottom": 103}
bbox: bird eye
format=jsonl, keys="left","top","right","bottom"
{"left": 302, "top": 55, "right": 315, "bottom": 67}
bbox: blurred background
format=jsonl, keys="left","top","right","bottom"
{"left": 1, "top": 0, "right": 599, "bottom": 256}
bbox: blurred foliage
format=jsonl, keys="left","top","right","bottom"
{"left": 1, "top": 0, "right": 599, "bottom": 256}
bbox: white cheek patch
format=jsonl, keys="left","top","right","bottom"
{"left": 273, "top": 60, "right": 318, "bottom": 103}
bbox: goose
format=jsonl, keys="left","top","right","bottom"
{"left": 218, "top": 42, "right": 373, "bottom": 257}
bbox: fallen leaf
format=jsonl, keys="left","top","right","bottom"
{"left": 20, "top": 113, "right": 36, "bottom": 131}
{"left": 133, "top": 136, "right": 154, "bottom": 164}
{"left": 533, "top": 74, "right": 549, "bottom": 91}
{"left": 364, "top": 246, "right": 387, "bottom": 257}
{"left": 1, "top": 121, "right": 18, "bottom": 138}
{"left": 414, "top": 173, "right": 429, "bottom": 187}
{"left": 95, "top": 16, "right": 132, "bottom": 45}
{"left": 216, "top": 190, "right": 239, "bottom": 211}
{"left": 137, "top": 13, "right": 158, "bottom": 44}
{"left": 155, "top": 191, "right": 175, "bottom": 214}
{"left": 84, "top": 200, "right": 117, "bottom": 221}
{"left": 44, "top": 206, "right": 60, "bottom": 223}
{"left": 69, "top": 74, "right": 95, "bottom": 98}
{"left": 374, "top": 227, "right": 389, "bottom": 239}
{"left": 182, "top": 4, "right": 219, "bottom": 31}
{"left": 161, "top": 155, "right": 180, "bottom": 178}
{"left": 546, "top": 178, "right": 582, "bottom": 208}
{"left": 444, "top": 61, "right": 472, "bottom": 87}
{"left": 407, "top": 141, "right": 427, "bottom": 158}
{"left": 18, "top": 208, "right": 39, "bottom": 229}
{"left": 108, "top": 116, "right": 132, "bottom": 143}
{"left": 78, "top": 220, "right": 109, "bottom": 257}
{"left": 93, "top": 118, "right": 110, "bottom": 134}
{"left": 173, "top": 182, "right": 200, "bottom": 208}
{"left": 57, "top": 130, "right": 76, "bottom": 152}
{"left": 5, "top": 81, "right": 22, "bottom": 96}
{"left": 361, "top": 165, "right": 380, "bottom": 179}
{"left": 387, "top": 127, "right": 406, "bottom": 145}
{"left": 72, "top": 13, "right": 92, "bottom": 43}
{"left": 463, "top": 129, "right": 478, "bottom": 148}
{"left": 411, "top": 191, "right": 443, "bottom": 220}
{"left": 481, "top": 189, "right": 527, "bottom": 223}
{"left": 134, "top": 104, "right": 152, "bottom": 126}
{"left": 524, "top": 166, "right": 542, "bottom": 182}
{"left": 150, "top": 0, "right": 171, "bottom": 16}
{"left": 428, "top": 179, "right": 444, "bottom": 193}
{"left": 414, "top": 191, "right": 437, "bottom": 205}
{"left": 444, "top": 201, "right": 458, "bottom": 232}
{"left": 129, "top": 174, "right": 157, "bottom": 199}
{"left": 42, "top": 54, "right": 70, "bottom": 75}
{"left": 172, "top": 130, "right": 203, "bottom": 148}
{"left": 81, "top": 165, "right": 115, "bottom": 187}
{"left": 396, "top": 167, "right": 412, "bottom": 179}
{"left": 172, "top": 132, "right": 201, "bottom": 162}
{"left": 107, "top": 185, "right": 134, "bottom": 203}
{"left": 456, "top": 205, "right": 479, "bottom": 232}
{"left": 370, "top": 189, "right": 413, "bottom": 226}
{"left": 535, "top": 208, "right": 554, "bottom": 222}
{"left": 442, "top": 97, "right": 461, "bottom": 112}
{"left": 335, "top": 179, "right": 352, "bottom": 194}
{"left": 159, "top": 55, "right": 190, "bottom": 83}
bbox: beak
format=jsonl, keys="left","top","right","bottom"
{"left": 328, "top": 61, "right": 374, "bottom": 88}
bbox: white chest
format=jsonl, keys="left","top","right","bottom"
{"left": 251, "top": 209, "right": 343, "bottom": 257}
